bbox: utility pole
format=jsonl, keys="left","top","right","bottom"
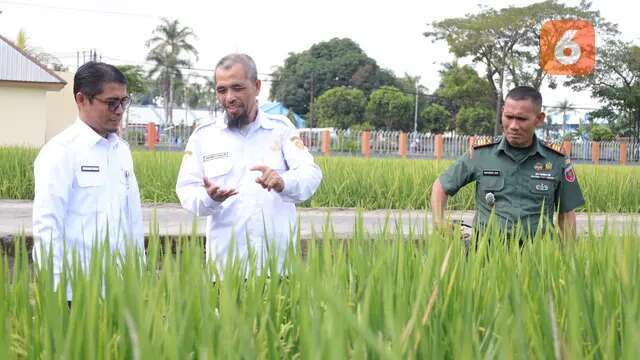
{"left": 413, "top": 81, "right": 419, "bottom": 134}
{"left": 309, "top": 73, "right": 315, "bottom": 128}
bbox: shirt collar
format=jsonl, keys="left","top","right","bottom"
{"left": 74, "top": 119, "right": 119, "bottom": 148}
{"left": 496, "top": 134, "right": 545, "bottom": 159}
{"left": 223, "top": 109, "right": 271, "bottom": 134}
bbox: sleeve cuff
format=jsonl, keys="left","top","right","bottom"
{"left": 202, "top": 193, "right": 222, "bottom": 209}
{"left": 278, "top": 172, "right": 299, "bottom": 203}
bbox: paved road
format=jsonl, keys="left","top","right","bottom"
{"left": 2, "top": 200, "right": 639, "bottom": 240}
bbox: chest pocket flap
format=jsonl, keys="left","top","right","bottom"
{"left": 478, "top": 176, "right": 504, "bottom": 192}
{"left": 76, "top": 169, "right": 105, "bottom": 187}
{"left": 203, "top": 158, "right": 233, "bottom": 178}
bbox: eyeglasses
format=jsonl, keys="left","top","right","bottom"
{"left": 92, "top": 96, "right": 132, "bottom": 112}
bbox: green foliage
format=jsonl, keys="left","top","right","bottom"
{"left": 116, "top": 65, "right": 148, "bottom": 99}
{"left": 435, "top": 62, "right": 493, "bottom": 113}
{"left": 567, "top": 41, "right": 640, "bottom": 141}
{"left": 145, "top": 18, "right": 198, "bottom": 123}
{"left": 2, "top": 148, "right": 640, "bottom": 212}
{"left": 588, "top": 124, "right": 616, "bottom": 142}
{"left": 349, "top": 122, "right": 374, "bottom": 132}
{"left": 425, "top": 1, "right": 618, "bottom": 134}
{"left": 269, "top": 38, "right": 397, "bottom": 119}
{"left": 456, "top": 106, "right": 495, "bottom": 136}
{"left": 4, "top": 221, "right": 640, "bottom": 358}
{"left": 366, "top": 86, "right": 414, "bottom": 131}
{"left": 314, "top": 87, "right": 366, "bottom": 129}
{"left": 420, "top": 104, "right": 450, "bottom": 134}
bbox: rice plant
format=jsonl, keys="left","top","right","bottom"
{"left": 1, "top": 147, "right": 639, "bottom": 212}
{"left": 2, "top": 220, "right": 640, "bottom": 358}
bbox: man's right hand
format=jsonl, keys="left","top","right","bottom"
{"left": 203, "top": 176, "right": 238, "bottom": 202}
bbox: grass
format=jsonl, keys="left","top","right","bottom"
{"left": 1, "top": 147, "right": 639, "bottom": 212}
{"left": 1, "top": 221, "right": 640, "bottom": 358}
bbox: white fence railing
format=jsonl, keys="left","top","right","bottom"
{"left": 123, "top": 124, "right": 640, "bottom": 164}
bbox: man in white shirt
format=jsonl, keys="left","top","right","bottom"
{"left": 32, "top": 62, "right": 144, "bottom": 299}
{"left": 176, "top": 54, "right": 322, "bottom": 272}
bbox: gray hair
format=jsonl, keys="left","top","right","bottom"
{"left": 214, "top": 53, "right": 258, "bottom": 83}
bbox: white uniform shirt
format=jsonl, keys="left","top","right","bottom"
{"left": 176, "top": 110, "right": 322, "bottom": 270}
{"left": 32, "top": 119, "right": 144, "bottom": 293}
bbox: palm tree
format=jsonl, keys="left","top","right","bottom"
{"left": 146, "top": 18, "right": 198, "bottom": 126}
{"left": 15, "top": 29, "right": 66, "bottom": 71}
{"left": 551, "top": 99, "right": 574, "bottom": 140}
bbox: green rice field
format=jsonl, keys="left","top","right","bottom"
{"left": 1, "top": 147, "right": 639, "bottom": 212}
{"left": 1, "top": 223, "right": 639, "bottom": 358}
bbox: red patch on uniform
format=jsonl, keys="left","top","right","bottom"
{"left": 564, "top": 166, "right": 576, "bottom": 182}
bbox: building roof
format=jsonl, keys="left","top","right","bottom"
{"left": 260, "top": 101, "right": 306, "bottom": 128}
{"left": 0, "top": 34, "right": 66, "bottom": 90}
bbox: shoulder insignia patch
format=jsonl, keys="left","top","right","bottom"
{"left": 290, "top": 136, "right": 306, "bottom": 150}
{"left": 472, "top": 136, "right": 499, "bottom": 149}
{"left": 469, "top": 136, "right": 499, "bottom": 160}
{"left": 542, "top": 141, "right": 566, "bottom": 156}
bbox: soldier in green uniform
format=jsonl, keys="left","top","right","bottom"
{"left": 431, "top": 86, "right": 585, "bottom": 241}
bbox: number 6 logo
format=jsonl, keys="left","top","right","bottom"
{"left": 540, "top": 20, "right": 595, "bottom": 75}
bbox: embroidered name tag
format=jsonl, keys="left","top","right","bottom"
{"left": 531, "top": 173, "right": 555, "bottom": 180}
{"left": 482, "top": 169, "right": 501, "bottom": 176}
{"left": 202, "top": 152, "right": 229, "bottom": 162}
{"left": 81, "top": 165, "right": 100, "bottom": 172}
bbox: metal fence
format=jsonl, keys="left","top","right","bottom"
{"left": 123, "top": 124, "right": 640, "bottom": 164}
{"left": 122, "top": 124, "right": 195, "bottom": 151}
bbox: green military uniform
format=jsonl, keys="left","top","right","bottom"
{"left": 439, "top": 135, "right": 585, "bottom": 237}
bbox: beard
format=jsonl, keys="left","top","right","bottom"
{"left": 225, "top": 113, "right": 250, "bottom": 128}
{"left": 224, "top": 108, "right": 251, "bottom": 128}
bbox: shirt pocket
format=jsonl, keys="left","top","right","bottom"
{"left": 478, "top": 176, "right": 504, "bottom": 193}
{"left": 203, "top": 158, "right": 233, "bottom": 181}
{"left": 72, "top": 170, "right": 105, "bottom": 214}
{"left": 529, "top": 178, "right": 557, "bottom": 197}
{"left": 77, "top": 170, "right": 105, "bottom": 187}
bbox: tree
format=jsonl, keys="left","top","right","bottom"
{"left": 548, "top": 99, "right": 574, "bottom": 139}
{"left": 366, "top": 86, "right": 413, "bottom": 131}
{"left": 395, "top": 73, "right": 430, "bottom": 132}
{"left": 146, "top": 18, "right": 198, "bottom": 126}
{"left": 420, "top": 104, "right": 450, "bottom": 134}
{"left": 313, "top": 87, "right": 366, "bottom": 129}
{"left": 116, "top": 65, "right": 148, "bottom": 102}
{"left": 269, "top": 38, "right": 397, "bottom": 124}
{"left": 15, "top": 29, "right": 67, "bottom": 71}
{"left": 435, "top": 62, "right": 493, "bottom": 114}
{"left": 588, "top": 124, "right": 615, "bottom": 141}
{"left": 425, "top": 1, "right": 618, "bottom": 135}
{"left": 456, "top": 106, "right": 495, "bottom": 135}
{"left": 566, "top": 41, "right": 640, "bottom": 141}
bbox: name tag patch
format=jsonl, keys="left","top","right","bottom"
{"left": 531, "top": 173, "right": 555, "bottom": 180}
{"left": 203, "top": 152, "right": 229, "bottom": 162}
{"left": 81, "top": 165, "right": 100, "bottom": 172}
{"left": 482, "top": 169, "right": 501, "bottom": 176}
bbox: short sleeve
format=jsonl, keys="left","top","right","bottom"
{"left": 556, "top": 159, "right": 585, "bottom": 213}
{"left": 439, "top": 152, "right": 477, "bottom": 196}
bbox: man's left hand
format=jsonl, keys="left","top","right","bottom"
{"left": 251, "top": 165, "right": 285, "bottom": 192}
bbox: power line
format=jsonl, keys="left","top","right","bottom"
{"left": 0, "top": 0, "right": 161, "bottom": 18}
